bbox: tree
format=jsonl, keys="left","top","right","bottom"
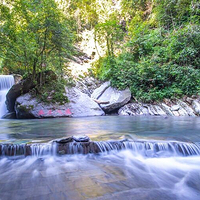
{"left": 0, "top": 0, "right": 74, "bottom": 79}
{"left": 95, "top": 19, "right": 124, "bottom": 57}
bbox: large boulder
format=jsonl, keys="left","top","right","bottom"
{"left": 15, "top": 87, "right": 104, "bottom": 119}
{"left": 6, "top": 70, "right": 57, "bottom": 113}
{"left": 91, "top": 81, "right": 110, "bottom": 99}
{"left": 91, "top": 82, "right": 131, "bottom": 113}
{"left": 65, "top": 87, "right": 105, "bottom": 117}
{"left": 6, "top": 77, "right": 35, "bottom": 113}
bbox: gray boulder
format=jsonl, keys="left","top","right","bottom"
{"left": 99, "top": 87, "right": 131, "bottom": 113}
{"left": 15, "top": 87, "right": 104, "bottom": 119}
{"left": 192, "top": 100, "right": 200, "bottom": 116}
{"left": 91, "top": 81, "right": 110, "bottom": 99}
{"left": 160, "top": 103, "right": 173, "bottom": 116}
{"left": 177, "top": 100, "right": 195, "bottom": 116}
{"left": 91, "top": 82, "right": 131, "bottom": 113}
{"left": 147, "top": 105, "right": 166, "bottom": 116}
{"left": 66, "top": 87, "right": 105, "bottom": 117}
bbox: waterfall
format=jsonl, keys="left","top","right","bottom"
{"left": 0, "top": 75, "right": 14, "bottom": 118}
{"left": 1, "top": 140, "right": 200, "bottom": 157}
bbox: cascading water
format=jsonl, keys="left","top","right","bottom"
{"left": 1, "top": 139, "right": 200, "bottom": 157}
{"left": 1, "top": 117, "right": 200, "bottom": 200}
{"left": 0, "top": 75, "right": 14, "bottom": 118}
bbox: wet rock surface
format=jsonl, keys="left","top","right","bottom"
{"left": 56, "top": 135, "right": 90, "bottom": 143}
{"left": 0, "top": 150, "right": 195, "bottom": 200}
{"left": 2, "top": 111, "right": 16, "bottom": 119}
{"left": 1, "top": 137, "right": 200, "bottom": 157}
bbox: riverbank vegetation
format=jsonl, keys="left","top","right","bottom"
{"left": 93, "top": 0, "right": 200, "bottom": 102}
{"left": 1, "top": 0, "right": 200, "bottom": 102}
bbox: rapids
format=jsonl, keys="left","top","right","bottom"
{"left": 0, "top": 116, "right": 200, "bottom": 199}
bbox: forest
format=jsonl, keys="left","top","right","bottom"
{"left": 0, "top": 0, "right": 200, "bottom": 102}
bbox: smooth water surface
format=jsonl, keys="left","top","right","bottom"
{"left": 1, "top": 116, "right": 200, "bottom": 143}
{"left": 1, "top": 116, "right": 200, "bottom": 200}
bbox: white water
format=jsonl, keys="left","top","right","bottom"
{"left": 0, "top": 75, "right": 14, "bottom": 118}
{"left": 1, "top": 116, "right": 200, "bottom": 199}
{"left": 0, "top": 151, "right": 200, "bottom": 200}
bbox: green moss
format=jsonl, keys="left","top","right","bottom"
{"left": 18, "top": 105, "right": 34, "bottom": 112}
{"left": 30, "top": 78, "right": 70, "bottom": 105}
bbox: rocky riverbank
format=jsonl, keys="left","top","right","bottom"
{"left": 3, "top": 77, "right": 200, "bottom": 119}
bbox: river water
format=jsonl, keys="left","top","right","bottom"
{"left": 0, "top": 116, "right": 200, "bottom": 200}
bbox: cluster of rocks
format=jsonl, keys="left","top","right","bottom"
{"left": 4, "top": 78, "right": 132, "bottom": 118}
{"left": 3, "top": 75, "right": 200, "bottom": 118}
{"left": 118, "top": 98, "right": 200, "bottom": 117}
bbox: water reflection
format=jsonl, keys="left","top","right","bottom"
{"left": 0, "top": 116, "right": 200, "bottom": 143}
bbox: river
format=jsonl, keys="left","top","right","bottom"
{"left": 0, "top": 116, "right": 200, "bottom": 200}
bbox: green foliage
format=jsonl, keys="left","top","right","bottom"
{"left": 94, "top": 0, "right": 200, "bottom": 102}
{"left": 1, "top": 0, "right": 200, "bottom": 103}
{"left": 0, "top": 0, "right": 75, "bottom": 77}
{"left": 31, "top": 78, "right": 69, "bottom": 105}
{"left": 95, "top": 19, "right": 125, "bottom": 57}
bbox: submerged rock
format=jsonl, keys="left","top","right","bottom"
{"left": 56, "top": 135, "right": 90, "bottom": 143}
{"left": 72, "top": 135, "right": 90, "bottom": 142}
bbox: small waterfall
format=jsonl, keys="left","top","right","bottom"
{"left": 0, "top": 75, "right": 14, "bottom": 118}
{"left": 30, "top": 142, "right": 57, "bottom": 156}
{"left": 0, "top": 142, "right": 58, "bottom": 157}
{"left": 94, "top": 140, "right": 200, "bottom": 156}
{"left": 1, "top": 140, "right": 200, "bottom": 157}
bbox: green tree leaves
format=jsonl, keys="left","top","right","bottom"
{"left": 0, "top": 0, "right": 74, "bottom": 77}
{"left": 93, "top": 0, "right": 200, "bottom": 102}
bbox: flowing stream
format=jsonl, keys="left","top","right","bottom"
{"left": 0, "top": 116, "right": 200, "bottom": 200}
{"left": 0, "top": 75, "right": 14, "bottom": 118}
